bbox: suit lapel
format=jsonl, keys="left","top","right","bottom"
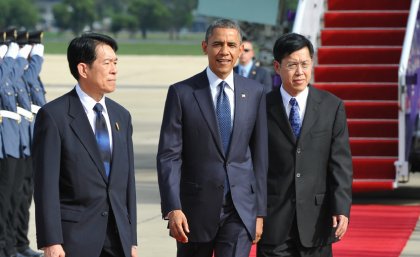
{"left": 228, "top": 75, "right": 248, "bottom": 158}
{"left": 299, "top": 86, "right": 320, "bottom": 140}
{"left": 193, "top": 71, "right": 225, "bottom": 156}
{"left": 106, "top": 100, "right": 122, "bottom": 183}
{"left": 267, "top": 90, "right": 296, "bottom": 144}
{"left": 68, "top": 89, "right": 108, "bottom": 183}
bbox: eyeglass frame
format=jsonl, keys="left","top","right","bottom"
{"left": 281, "top": 60, "right": 312, "bottom": 71}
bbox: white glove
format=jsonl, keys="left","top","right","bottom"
{"left": 18, "top": 44, "right": 32, "bottom": 59}
{"left": 5, "top": 42, "right": 19, "bottom": 59}
{"left": 0, "top": 45, "right": 8, "bottom": 58}
{"left": 30, "top": 44, "right": 44, "bottom": 57}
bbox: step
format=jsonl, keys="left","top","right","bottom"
{"left": 317, "top": 47, "right": 402, "bottom": 65}
{"left": 314, "top": 65, "right": 398, "bottom": 83}
{"left": 348, "top": 119, "right": 398, "bottom": 138}
{"left": 350, "top": 138, "right": 398, "bottom": 157}
{"left": 328, "top": 0, "right": 411, "bottom": 11}
{"left": 313, "top": 83, "right": 397, "bottom": 100}
{"left": 353, "top": 157, "right": 396, "bottom": 179}
{"left": 345, "top": 101, "right": 398, "bottom": 119}
{"left": 324, "top": 11, "right": 409, "bottom": 28}
{"left": 321, "top": 29, "right": 405, "bottom": 46}
{"left": 352, "top": 179, "right": 396, "bottom": 193}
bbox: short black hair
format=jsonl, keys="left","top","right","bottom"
{"left": 273, "top": 33, "right": 314, "bottom": 63}
{"left": 67, "top": 32, "right": 118, "bottom": 80}
{"left": 204, "top": 19, "right": 242, "bottom": 43}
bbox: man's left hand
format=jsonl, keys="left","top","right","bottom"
{"left": 253, "top": 217, "right": 264, "bottom": 244}
{"left": 131, "top": 246, "right": 138, "bottom": 257}
{"left": 332, "top": 214, "right": 349, "bottom": 240}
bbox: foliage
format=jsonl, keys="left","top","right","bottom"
{"left": 110, "top": 14, "right": 138, "bottom": 37}
{"left": 127, "top": 0, "right": 170, "bottom": 39}
{"left": 0, "top": 0, "right": 39, "bottom": 29}
{"left": 52, "top": 0, "right": 96, "bottom": 35}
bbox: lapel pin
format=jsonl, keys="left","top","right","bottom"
{"left": 241, "top": 93, "right": 246, "bottom": 98}
{"left": 115, "top": 122, "right": 120, "bottom": 131}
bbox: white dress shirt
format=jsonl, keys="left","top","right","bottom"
{"left": 280, "top": 85, "right": 309, "bottom": 123}
{"left": 75, "top": 84, "right": 113, "bottom": 152}
{"left": 206, "top": 67, "right": 235, "bottom": 126}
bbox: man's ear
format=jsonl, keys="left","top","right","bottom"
{"left": 201, "top": 41, "right": 208, "bottom": 55}
{"left": 77, "top": 63, "right": 88, "bottom": 79}
{"left": 273, "top": 60, "right": 281, "bottom": 74}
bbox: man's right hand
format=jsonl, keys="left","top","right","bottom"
{"left": 168, "top": 210, "right": 190, "bottom": 243}
{"left": 43, "top": 244, "right": 65, "bottom": 257}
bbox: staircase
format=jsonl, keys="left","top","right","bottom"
{"left": 313, "top": 0, "right": 411, "bottom": 192}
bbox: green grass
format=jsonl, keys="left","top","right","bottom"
{"left": 43, "top": 31, "right": 205, "bottom": 55}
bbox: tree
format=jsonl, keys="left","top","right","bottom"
{"left": 164, "top": 0, "right": 198, "bottom": 39}
{"left": 110, "top": 14, "right": 138, "bottom": 38}
{"left": 128, "top": 0, "right": 170, "bottom": 39}
{"left": 0, "top": 0, "right": 39, "bottom": 29}
{"left": 52, "top": 0, "right": 96, "bottom": 35}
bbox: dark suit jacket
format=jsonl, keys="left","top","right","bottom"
{"left": 157, "top": 70, "right": 268, "bottom": 242}
{"left": 32, "top": 89, "right": 137, "bottom": 257}
{"left": 260, "top": 86, "right": 352, "bottom": 247}
{"left": 234, "top": 62, "right": 273, "bottom": 93}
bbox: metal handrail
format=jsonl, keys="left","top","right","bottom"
{"left": 396, "top": 0, "right": 420, "bottom": 182}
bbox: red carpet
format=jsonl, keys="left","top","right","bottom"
{"left": 248, "top": 205, "right": 420, "bottom": 257}
{"left": 333, "top": 205, "right": 420, "bottom": 257}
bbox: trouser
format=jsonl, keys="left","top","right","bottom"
{"left": 4, "top": 158, "right": 26, "bottom": 256}
{"left": 0, "top": 157, "right": 19, "bottom": 256}
{"left": 176, "top": 194, "right": 252, "bottom": 257}
{"left": 15, "top": 157, "right": 33, "bottom": 252}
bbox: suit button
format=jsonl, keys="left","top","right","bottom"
{"left": 101, "top": 211, "right": 108, "bottom": 217}
{"left": 296, "top": 173, "right": 301, "bottom": 178}
{"left": 296, "top": 148, "right": 301, "bottom": 154}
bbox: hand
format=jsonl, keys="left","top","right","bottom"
{"left": 332, "top": 214, "right": 349, "bottom": 240}
{"left": 18, "top": 44, "right": 32, "bottom": 59}
{"left": 43, "top": 244, "right": 65, "bottom": 257}
{"left": 253, "top": 217, "right": 264, "bottom": 244}
{"left": 168, "top": 210, "right": 190, "bottom": 243}
{"left": 131, "top": 246, "right": 138, "bottom": 257}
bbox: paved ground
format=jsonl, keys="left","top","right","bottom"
{"left": 25, "top": 54, "right": 420, "bottom": 256}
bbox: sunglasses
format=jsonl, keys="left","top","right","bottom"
{"left": 243, "top": 49, "right": 252, "bottom": 52}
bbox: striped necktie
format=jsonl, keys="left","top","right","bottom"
{"left": 93, "top": 103, "right": 111, "bottom": 177}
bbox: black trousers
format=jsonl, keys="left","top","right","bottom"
{"left": 257, "top": 216, "right": 332, "bottom": 257}
{"left": 176, "top": 195, "right": 252, "bottom": 257}
{"left": 15, "top": 157, "right": 33, "bottom": 252}
{"left": 100, "top": 211, "right": 125, "bottom": 257}
{"left": 0, "top": 157, "right": 19, "bottom": 256}
{"left": 4, "top": 158, "right": 26, "bottom": 256}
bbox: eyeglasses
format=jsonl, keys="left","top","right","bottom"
{"left": 243, "top": 49, "right": 251, "bottom": 53}
{"left": 283, "top": 61, "right": 312, "bottom": 71}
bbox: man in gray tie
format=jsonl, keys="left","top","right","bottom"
{"left": 157, "top": 18, "right": 268, "bottom": 257}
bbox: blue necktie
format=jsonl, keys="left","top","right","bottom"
{"left": 216, "top": 81, "right": 232, "bottom": 196}
{"left": 289, "top": 98, "right": 301, "bottom": 138}
{"left": 216, "top": 81, "right": 232, "bottom": 153}
{"left": 93, "top": 103, "right": 111, "bottom": 177}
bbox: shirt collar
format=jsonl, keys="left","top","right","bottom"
{"left": 238, "top": 60, "right": 253, "bottom": 74}
{"left": 206, "top": 67, "right": 235, "bottom": 91}
{"left": 75, "top": 84, "right": 108, "bottom": 114}
{"left": 279, "top": 85, "right": 309, "bottom": 109}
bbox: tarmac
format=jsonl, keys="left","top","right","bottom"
{"left": 23, "top": 54, "right": 420, "bottom": 256}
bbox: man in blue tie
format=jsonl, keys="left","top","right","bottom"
{"left": 157, "top": 19, "right": 268, "bottom": 257}
{"left": 258, "top": 33, "right": 353, "bottom": 257}
{"left": 32, "top": 33, "right": 137, "bottom": 257}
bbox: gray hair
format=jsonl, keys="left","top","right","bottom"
{"left": 204, "top": 19, "right": 242, "bottom": 43}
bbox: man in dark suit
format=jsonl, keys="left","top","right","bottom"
{"left": 257, "top": 33, "right": 353, "bottom": 257}
{"left": 234, "top": 39, "right": 272, "bottom": 93}
{"left": 32, "top": 33, "right": 137, "bottom": 257}
{"left": 157, "top": 19, "right": 268, "bottom": 257}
